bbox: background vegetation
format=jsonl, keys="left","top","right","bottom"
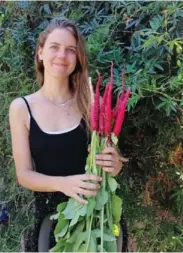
{"left": 0, "top": 1, "right": 183, "bottom": 251}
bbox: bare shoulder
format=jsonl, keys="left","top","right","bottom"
{"left": 9, "top": 93, "right": 39, "bottom": 128}
{"left": 9, "top": 92, "right": 39, "bottom": 114}
{"left": 9, "top": 97, "right": 26, "bottom": 115}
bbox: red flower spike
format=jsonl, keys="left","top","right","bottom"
{"left": 99, "top": 84, "right": 110, "bottom": 135}
{"left": 104, "top": 62, "right": 114, "bottom": 137}
{"left": 112, "top": 88, "right": 131, "bottom": 137}
{"left": 99, "top": 97, "right": 104, "bottom": 136}
{"left": 90, "top": 73, "right": 102, "bottom": 131}
{"left": 90, "top": 103, "right": 97, "bottom": 130}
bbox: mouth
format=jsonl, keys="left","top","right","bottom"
{"left": 53, "top": 63, "right": 67, "bottom": 67}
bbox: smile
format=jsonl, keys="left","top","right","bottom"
{"left": 53, "top": 63, "right": 67, "bottom": 67}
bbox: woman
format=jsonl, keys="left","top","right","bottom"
{"left": 9, "top": 17, "right": 127, "bottom": 251}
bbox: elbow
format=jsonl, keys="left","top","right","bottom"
{"left": 16, "top": 170, "right": 30, "bottom": 188}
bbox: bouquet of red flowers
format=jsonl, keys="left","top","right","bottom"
{"left": 51, "top": 63, "right": 131, "bottom": 252}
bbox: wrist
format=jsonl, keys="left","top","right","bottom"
{"left": 50, "top": 176, "right": 63, "bottom": 192}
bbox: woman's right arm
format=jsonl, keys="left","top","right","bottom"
{"left": 9, "top": 98, "right": 101, "bottom": 204}
{"left": 9, "top": 98, "right": 62, "bottom": 192}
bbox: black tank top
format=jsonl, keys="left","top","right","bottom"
{"left": 22, "top": 97, "right": 89, "bottom": 213}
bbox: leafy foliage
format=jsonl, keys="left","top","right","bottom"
{"left": 0, "top": 1, "right": 183, "bottom": 251}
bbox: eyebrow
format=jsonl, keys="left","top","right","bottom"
{"left": 50, "top": 42, "right": 76, "bottom": 49}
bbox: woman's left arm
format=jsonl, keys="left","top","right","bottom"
{"left": 95, "top": 146, "right": 129, "bottom": 176}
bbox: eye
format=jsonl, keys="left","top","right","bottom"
{"left": 50, "top": 45, "right": 58, "bottom": 50}
{"left": 67, "top": 48, "right": 76, "bottom": 54}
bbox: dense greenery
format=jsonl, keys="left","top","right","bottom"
{"left": 0, "top": 1, "right": 183, "bottom": 251}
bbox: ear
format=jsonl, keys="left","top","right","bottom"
{"left": 38, "top": 46, "right": 43, "bottom": 61}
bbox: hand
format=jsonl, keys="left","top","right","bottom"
{"left": 95, "top": 146, "right": 129, "bottom": 176}
{"left": 56, "top": 174, "right": 102, "bottom": 205}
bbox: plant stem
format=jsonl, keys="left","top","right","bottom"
{"left": 100, "top": 207, "right": 104, "bottom": 252}
{"left": 85, "top": 213, "right": 93, "bottom": 252}
{"left": 100, "top": 169, "right": 106, "bottom": 252}
{"left": 91, "top": 131, "right": 97, "bottom": 175}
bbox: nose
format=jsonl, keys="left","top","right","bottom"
{"left": 57, "top": 47, "right": 66, "bottom": 58}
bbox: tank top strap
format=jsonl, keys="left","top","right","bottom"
{"left": 22, "top": 97, "right": 32, "bottom": 117}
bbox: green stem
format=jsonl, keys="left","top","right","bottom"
{"left": 86, "top": 213, "right": 93, "bottom": 252}
{"left": 100, "top": 169, "right": 106, "bottom": 252}
{"left": 91, "top": 131, "right": 97, "bottom": 175}
{"left": 100, "top": 207, "right": 104, "bottom": 252}
{"left": 86, "top": 131, "right": 97, "bottom": 252}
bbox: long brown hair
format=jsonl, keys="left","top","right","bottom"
{"left": 35, "top": 17, "right": 93, "bottom": 127}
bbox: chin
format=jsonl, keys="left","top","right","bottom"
{"left": 45, "top": 66, "right": 75, "bottom": 79}
{"left": 51, "top": 70, "right": 71, "bottom": 79}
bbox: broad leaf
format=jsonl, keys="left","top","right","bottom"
{"left": 112, "top": 194, "right": 122, "bottom": 223}
{"left": 95, "top": 189, "right": 108, "bottom": 210}
{"left": 54, "top": 212, "right": 69, "bottom": 236}
{"left": 92, "top": 229, "right": 116, "bottom": 241}
{"left": 108, "top": 177, "right": 118, "bottom": 192}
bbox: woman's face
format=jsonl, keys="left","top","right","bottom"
{"left": 38, "top": 28, "right": 77, "bottom": 79}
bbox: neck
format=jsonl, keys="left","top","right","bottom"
{"left": 41, "top": 72, "right": 72, "bottom": 102}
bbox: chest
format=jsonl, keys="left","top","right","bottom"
{"left": 28, "top": 101, "right": 81, "bottom": 132}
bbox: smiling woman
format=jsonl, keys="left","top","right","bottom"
{"left": 38, "top": 29, "right": 77, "bottom": 79}
{"left": 9, "top": 17, "right": 126, "bottom": 252}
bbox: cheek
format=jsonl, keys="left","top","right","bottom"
{"left": 69, "top": 55, "right": 77, "bottom": 69}
{"left": 42, "top": 52, "right": 54, "bottom": 66}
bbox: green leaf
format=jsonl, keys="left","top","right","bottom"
{"left": 108, "top": 177, "right": 118, "bottom": 192}
{"left": 50, "top": 238, "right": 65, "bottom": 252}
{"left": 63, "top": 198, "right": 87, "bottom": 220}
{"left": 127, "top": 93, "right": 141, "bottom": 110}
{"left": 98, "top": 245, "right": 107, "bottom": 252}
{"left": 67, "top": 221, "right": 85, "bottom": 243}
{"left": 87, "top": 198, "right": 96, "bottom": 218}
{"left": 50, "top": 212, "right": 59, "bottom": 220}
{"left": 69, "top": 212, "right": 80, "bottom": 227}
{"left": 55, "top": 223, "right": 69, "bottom": 239}
{"left": 54, "top": 212, "right": 69, "bottom": 236}
{"left": 56, "top": 202, "right": 67, "bottom": 212}
{"left": 63, "top": 198, "right": 77, "bottom": 219}
{"left": 104, "top": 240, "right": 117, "bottom": 252}
{"left": 149, "top": 15, "right": 163, "bottom": 31}
{"left": 95, "top": 189, "right": 108, "bottom": 210}
{"left": 73, "top": 232, "right": 87, "bottom": 251}
{"left": 111, "top": 134, "right": 118, "bottom": 145}
{"left": 69, "top": 203, "right": 87, "bottom": 227}
{"left": 79, "top": 203, "right": 87, "bottom": 216}
{"left": 78, "top": 243, "right": 88, "bottom": 252}
{"left": 92, "top": 229, "right": 116, "bottom": 241}
{"left": 87, "top": 233, "right": 97, "bottom": 252}
{"left": 63, "top": 242, "right": 73, "bottom": 252}
{"left": 112, "top": 194, "right": 122, "bottom": 223}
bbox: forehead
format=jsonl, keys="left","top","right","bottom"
{"left": 45, "top": 28, "right": 76, "bottom": 47}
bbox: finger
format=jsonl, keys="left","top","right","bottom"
{"left": 102, "top": 147, "right": 129, "bottom": 163}
{"left": 102, "top": 146, "right": 117, "bottom": 155}
{"left": 77, "top": 188, "right": 97, "bottom": 197}
{"left": 96, "top": 154, "right": 116, "bottom": 162}
{"left": 102, "top": 167, "right": 120, "bottom": 176}
{"left": 102, "top": 167, "right": 115, "bottom": 174}
{"left": 96, "top": 160, "right": 113, "bottom": 167}
{"left": 82, "top": 174, "right": 102, "bottom": 182}
{"left": 81, "top": 182, "right": 100, "bottom": 190}
{"left": 73, "top": 194, "right": 88, "bottom": 205}
{"left": 119, "top": 156, "right": 129, "bottom": 163}
{"left": 88, "top": 146, "right": 91, "bottom": 153}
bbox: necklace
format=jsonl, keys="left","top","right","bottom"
{"left": 41, "top": 91, "right": 73, "bottom": 108}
